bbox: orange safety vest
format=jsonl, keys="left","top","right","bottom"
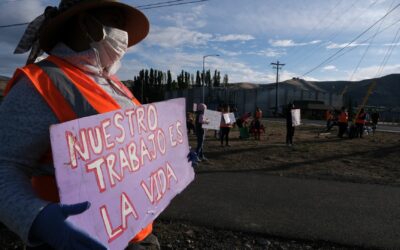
{"left": 338, "top": 111, "right": 348, "bottom": 123}
{"left": 356, "top": 112, "right": 366, "bottom": 125}
{"left": 255, "top": 110, "right": 262, "bottom": 120}
{"left": 326, "top": 110, "right": 331, "bottom": 120}
{"left": 5, "top": 55, "right": 151, "bottom": 242}
{"left": 220, "top": 112, "right": 233, "bottom": 128}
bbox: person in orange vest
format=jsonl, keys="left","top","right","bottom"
{"left": 220, "top": 104, "right": 233, "bottom": 146}
{"left": 254, "top": 107, "right": 263, "bottom": 140}
{"left": 355, "top": 108, "right": 367, "bottom": 138}
{"left": 0, "top": 1, "right": 160, "bottom": 249}
{"left": 325, "top": 109, "right": 334, "bottom": 132}
{"left": 337, "top": 107, "right": 349, "bottom": 138}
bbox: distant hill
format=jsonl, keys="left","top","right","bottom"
{"left": 310, "top": 74, "right": 400, "bottom": 108}
{"left": 231, "top": 74, "right": 400, "bottom": 108}
{"left": 0, "top": 76, "right": 10, "bottom": 97}
{"left": 0, "top": 75, "right": 10, "bottom": 81}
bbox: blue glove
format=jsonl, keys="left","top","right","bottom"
{"left": 187, "top": 150, "right": 199, "bottom": 167}
{"left": 29, "top": 201, "right": 106, "bottom": 250}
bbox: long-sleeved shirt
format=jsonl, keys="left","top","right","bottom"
{"left": 0, "top": 43, "right": 136, "bottom": 244}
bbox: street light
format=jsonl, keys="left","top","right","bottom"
{"left": 202, "top": 54, "right": 220, "bottom": 103}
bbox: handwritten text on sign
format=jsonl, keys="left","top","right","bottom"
{"left": 50, "top": 98, "right": 194, "bottom": 250}
{"left": 202, "top": 109, "right": 222, "bottom": 130}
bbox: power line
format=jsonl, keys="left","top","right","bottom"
{"left": 348, "top": 0, "right": 395, "bottom": 81}
{"left": 288, "top": 0, "right": 378, "bottom": 70}
{"left": 136, "top": 0, "right": 186, "bottom": 8}
{"left": 317, "top": 16, "right": 400, "bottom": 69}
{"left": 376, "top": 25, "right": 400, "bottom": 77}
{"left": 0, "top": 22, "right": 28, "bottom": 28}
{"left": 302, "top": 2, "right": 400, "bottom": 77}
{"left": 307, "top": 1, "right": 400, "bottom": 74}
{"left": 0, "top": 0, "right": 209, "bottom": 28}
{"left": 139, "top": 0, "right": 208, "bottom": 10}
{"left": 283, "top": 0, "right": 347, "bottom": 63}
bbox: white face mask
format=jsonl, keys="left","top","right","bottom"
{"left": 88, "top": 25, "right": 128, "bottom": 76}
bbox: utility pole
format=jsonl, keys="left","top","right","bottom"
{"left": 271, "top": 61, "right": 285, "bottom": 115}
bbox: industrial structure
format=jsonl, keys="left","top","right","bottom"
{"left": 165, "top": 78, "right": 343, "bottom": 118}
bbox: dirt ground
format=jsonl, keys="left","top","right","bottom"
{"left": 191, "top": 121, "right": 400, "bottom": 187}
{"left": 1, "top": 120, "right": 398, "bottom": 249}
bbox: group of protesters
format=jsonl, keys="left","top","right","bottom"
{"left": 188, "top": 102, "right": 301, "bottom": 165}
{"left": 191, "top": 102, "right": 384, "bottom": 166}
{"left": 326, "top": 107, "right": 380, "bottom": 138}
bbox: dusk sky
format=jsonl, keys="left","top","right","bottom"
{"left": 1, "top": 0, "right": 400, "bottom": 83}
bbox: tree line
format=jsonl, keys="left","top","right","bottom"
{"left": 126, "top": 68, "right": 229, "bottom": 103}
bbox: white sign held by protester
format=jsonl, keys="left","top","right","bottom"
{"left": 202, "top": 109, "right": 221, "bottom": 130}
{"left": 223, "top": 113, "right": 236, "bottom": 125}
{"left": 228, "top": 113, "right": 236, "bottom": 124}
{"left": 292, "top": 109, "right": 301, "bottom": 126}
{"left": 223, "top": 113, "right": 231, "bottom": 124}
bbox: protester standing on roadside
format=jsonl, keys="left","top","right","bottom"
{"left": 254, "top": 107, "right": 263, "bottom": 140}
{"left": 220, "top": 104, "right": 233, "bottom": 147}
{"left": 286, "top": 103, "right": 296, "bottom": 146}
{"left": 355, "top": 108, "right": 367, "bottom": 138}
{"left": 0, "top": 1, "right": 163, "bottom": 249}
{"left": 325, "top": 109, "right": 335, "bottom": 132}
{"left": 195, "top": 103, "right": 209, "bottom": 162}
{"left": 338, "top": 107, "right": 349, "bottom": 138}
{"left": 371, "top": 110, "right": 380, "bottom": 135}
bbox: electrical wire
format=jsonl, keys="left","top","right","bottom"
{"left": 348, "top": 0, "right": 395, "bottom": 81}
{"left": 316, "top": 16, "right": 400, "bottom": 69}
{"left": 289, "top": 0, "right": 378, "bottom": 70}
{"left": 281, "top": 0, "right": 345, "bottom": 63}
{"left": 376, "top": 25, "right": 400, "bottom": 77}
{"left": 139, "top": 0, "right": 208, "bottom": 10}
{"left": 0, "top": 22, "right": 27, "bottom": 28}
{"left": 302, "top": 2, "right": 400, "bottom": 77}
{"left": 136, "top": 0, "right": 186, "bottom": 8}
{"left": 0, "top": 0, "right": 209, "bottom": 28}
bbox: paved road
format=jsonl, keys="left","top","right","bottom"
{"left": 161, "top": 173, "right": 400, "bottom": 249}
{"left": 268, "top": 118, "right": 400, "bottom": 133}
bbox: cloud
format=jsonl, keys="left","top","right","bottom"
{"left": 248, "top": 48, "right": 286, "bottom": 58}
{"left": 0, "top": 0, "right": 44, "bottom": 24}
{"left": 145, "top": 26, "right": 212, "bottom": 48}
{"left": 326, "top": 42, "right": 368, "bottom": 49}
{"left": 0, "top": 0, "right": 46, "bottom": 47}
{"left": 160, "top": 5, "right": 206, "bottom": 29}
{"left": 216, "top": 48, "right": 242, "bottom": 57}
{"left": 0, "top": 42, "right": 27, "bottom": 77}
{"left": 269, "top": 39, "right": 321, "bottom": 47}
{"left": 322, "top": 65, "right": 338, "bottom": 71}
{"left": 213, "top": 34, "right": 255, "bottom": 42}
{"left": 121, "top": 48, "right": 277, "bottom": 83}
{"left": 345, "top": 64, "right": 400, "bottom": 80}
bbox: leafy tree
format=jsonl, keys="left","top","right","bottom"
{"left": 223, "top": 74, "right": 229, "bottom": 87}
{"left": 190, "top": 74, "right": 194, "bottom": 87}
{"left": 195, "top": 71, "right": 201, "bottom": 87}
{"left": 205, "top": 70, "right": 211, "bottom": 87}
{"left": 149, "top": 68, "right": 154, "bottom": 86}
{"left": 167, "top": 70, "right": 172, "bottom": 90}
{"left": 213, "top": 70, "right": 221, "bottom": 87}
{"left": 129, "top": 68, "right": 229, "bottom": 102}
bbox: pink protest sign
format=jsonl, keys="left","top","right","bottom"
{"left": 50, "top": 98, "right": 194, "bottom": 250}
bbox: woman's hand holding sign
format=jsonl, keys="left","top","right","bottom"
{"left": 29, "top": 201, "right": 106, "bottom": 249}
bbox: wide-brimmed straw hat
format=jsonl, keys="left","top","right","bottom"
{"left": 39, "top": 0, "right": 149, "bottom": 53}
